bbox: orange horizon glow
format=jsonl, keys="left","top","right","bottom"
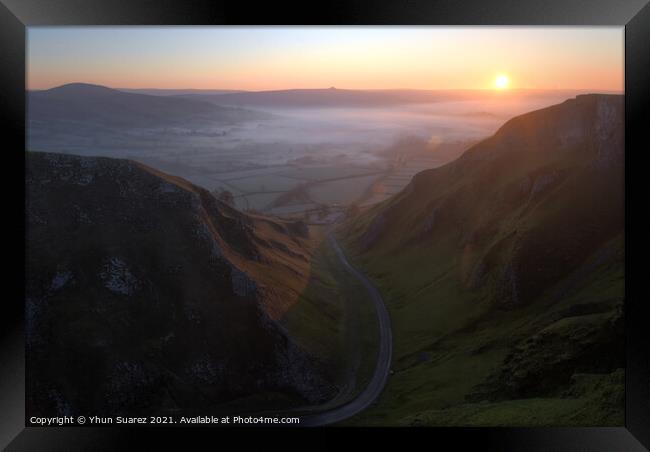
{"left": 27, "top": 27, "right": 624, "bottom": 92}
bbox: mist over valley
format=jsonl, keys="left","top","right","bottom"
{"left": 27, "top": 83, "right": 587, "bottom": 218}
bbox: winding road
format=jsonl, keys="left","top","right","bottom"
{"left": 300, "top": 233, "right": 393, "bottom": 426}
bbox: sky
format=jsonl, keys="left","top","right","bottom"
{"left": 27, "top": 27, "right": 624, "bottom": 92}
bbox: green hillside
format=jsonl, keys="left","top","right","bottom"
{"left": 340, "top": 94, "right": 624, "bottom": 426}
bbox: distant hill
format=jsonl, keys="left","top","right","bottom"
{"left": 119, "top": 88, "right": 246, "bottom": 96}
{"left": 343, "top": 94, "right": 624, "bottom": 425}
{"left": 181, "top": 88, "right": 597, "bottom": 108}
{"left": 26, "top": 151, "right": 334, "bottom": 417}
{"left": 28, "top": 83, "right": 265, "bottom": 128}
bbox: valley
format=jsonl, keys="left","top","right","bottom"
{"left": 23, "top": 25, "right": 627, "bottom": 430}
{"left": 26, "top": 87, "right": 624, "bottom": 427}
{"left": 28, "top": 84, "right": 583, "bottom": 219}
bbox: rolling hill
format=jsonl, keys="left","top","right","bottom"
{"left": 28, "top": 83, "right": 265, "bottom": 128}
{"left": 26, "top": 151, "right": 335, "bottom": 417}
{"left": 119, "top": 88, "right": 246, "bottom": 96}
{"left": 176, "top": 88, "right": 591, "bottom": 109}
{"left": 341, "top": 94, "right": 625, "bottom": 425}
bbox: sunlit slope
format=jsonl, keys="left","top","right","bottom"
{"left": 342, "top": 94, "right": 624, "bottom": 425}
{"left": 26, "top": 151, "right": 334, "bottom": 417}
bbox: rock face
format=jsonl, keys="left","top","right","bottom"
{"left": 26, "top": 152, "right": 333, "bottom": 417}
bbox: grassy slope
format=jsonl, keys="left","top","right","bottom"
{"left": 338, "top": 95, "right": 624, "bottom": 426}
{"left": 280, "top": 226, "right": 380, "bottom": 410}
{"left": 343, "top": 239, "right": 623, "bottom": 425}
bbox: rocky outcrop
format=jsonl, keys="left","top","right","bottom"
{"left": 467, "top": 300, "right": 623, "bottom": 402}
{"left": 26, "top": 151, "right": 334, "bottom": 417}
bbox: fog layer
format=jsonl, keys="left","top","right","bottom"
{"left": 28, "top": 86, "right": 582, "bottom": 217}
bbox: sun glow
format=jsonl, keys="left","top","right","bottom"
{"left": 494, "top": 74, "right": 510, "bottom": 90}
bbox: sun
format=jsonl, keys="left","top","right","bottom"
{"left": 494, "top": 74, "right": 510, "bottom": 90}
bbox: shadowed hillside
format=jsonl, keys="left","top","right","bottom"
{"left": 26, "top": 151, "right": 334, "bottom": 417}
{"left": 342, "top": 94, "right": 624, "bottom": 425}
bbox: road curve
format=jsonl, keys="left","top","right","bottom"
{"left": 300, "top": 233, "right": 393, "bottom": 426}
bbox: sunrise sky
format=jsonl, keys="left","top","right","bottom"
{"left": 27, "top": 27, "right": 624, "bottom": 92}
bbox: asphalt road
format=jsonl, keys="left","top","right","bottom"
{"left": 300, "top": 233, "right": 393, "bottom": 426}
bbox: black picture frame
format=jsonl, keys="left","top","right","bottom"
{"left": 2, "top": 0, "right": 649, "bottom": 449}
